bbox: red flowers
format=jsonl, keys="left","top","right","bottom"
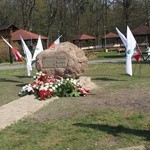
{"left": 38, "top": 89, "right": 53, "bottom": 100}
{"left": 77, "top": 85, "right": 90, "bottom": 96}
{"left": 19, "top": 71, "right": 90, "bottom": 100}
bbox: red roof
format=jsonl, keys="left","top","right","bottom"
{"left": 72, "top": 34, "right": 97, "bottom": 40}
{"left": 103, "top": 32, "right": 118, "bottom": 39}
{"left": 11, "top": 29, "right": 48, "bottom": 41}
{"left": 132, "top": 25, "right": 150, "bottom": 35}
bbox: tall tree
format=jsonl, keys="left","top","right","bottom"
{"left": 0, "top": 0, "right": 149, "bottom": 43}
{"left": 46, "top": 0, "right": 58, "bottom": 40}
{"left": 144, "top": 0, "right": 150, "bottom": 26}
{"left": 12, "top": 0, "right": 35, "bottom": 30}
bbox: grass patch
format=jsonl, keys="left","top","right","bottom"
{"left": 0, "top": 68, "right": 36, "bottom": 106}
{"left": 0, "top": 62, "right": 150, "bottom": 149}
{"left": 86, "top": 63, "right": 150, "bottom": 90}
{"left": 0, "top": 61, "right": 24, "bottom": 66}
{"left": 87, "top": 51, "right": 125, "bottom": 60}
{"left": 0, "top": 109, "right": 149, "bottom": 150}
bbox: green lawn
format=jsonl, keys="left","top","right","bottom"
{"left": 0, "top": 68, "right": 36, "bottom": 106}
{"left": 86, "top": 51, "right": 125, "bottom": 60}
{"left": 0, "top": 109, "right": 149, "bottom": 150}
{"left": 96, "top": 51, "right": 125, "bottom": 59}
{"left": 0, "top": 60, "right": 150, "bottom": 149}
{"left": 0, "top": 61, "right": 24, "bottom": 66}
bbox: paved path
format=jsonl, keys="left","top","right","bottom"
{"left": 1, "top": 58, "right": 150, "bottom": 70}
{"left": 0, "top": 95, "right": 58, "bottom": 130}
{"left": 0, "top": 59, "right": 126, "bottom": 70}
{"left": 0, "top": 64, "right": 26, "bottom": 70}
{"left": 0, "top": 63, "right": 36, "bottom": 70}
{"left": 88, "top": 58, "right": 126, "bottom": 64}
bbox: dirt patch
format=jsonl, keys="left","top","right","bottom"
{"left": 86, "top": 87, "right": 150, "bottom": 113}
{"left": 30, "top": 82, "right": 150, "bottom": 121}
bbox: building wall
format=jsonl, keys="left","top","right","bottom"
{"left": 0, "top": 38, "right": 10, "bottom": 62}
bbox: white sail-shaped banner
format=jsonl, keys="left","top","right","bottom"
{"left": 20, "top": 36, "right": 32, "bottom": 76}
{"left": 32, "top": 35, "right": 43, "bottom": 61}
{"left": 116, "top": 27, "right": 127, "bottom": 48}
{"left": 126, "top": 26, "right": 136, "bottom": 76}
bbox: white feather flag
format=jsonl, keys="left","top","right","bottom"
{"left": 126, "top": 26, "right": 137, "bottom": 76}
{"left": 116, "top": 27, "right": 127, "bottom": 48}
{"left": 32, "top": 35, "right": 43, "bottom": 61}
{"left": 20, "top": 36, "right": 32, "bottom": 76}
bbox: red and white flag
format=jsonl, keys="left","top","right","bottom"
{"left": 48, "top": 35, "right": 62, "bottom": 49}
{"left": 1, "top": 36, "right": 23, "bottom": 62}
{"left": 133, "top": 50, "right": 141, "bottom": 62}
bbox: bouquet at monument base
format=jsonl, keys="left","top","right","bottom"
{"left": 18, "top": 71, "right": 90, "bottom": 100}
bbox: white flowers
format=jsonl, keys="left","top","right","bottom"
{"left": 52, "top": 86, "right": 56, "bottom": 91}
{"left": 49, "top": 88, "right": 53, "bottom": 92}
{"left": 55, "top": 85, "right": 58, "bottom": 88}
{"left": 19, "top": 71, "right": 89, "bottom": 100}
{"left": 64, "top": 78, "right": 78, "bottom": 85}
{"left": 20, "top": 84, "right": 34, "bottom": 95}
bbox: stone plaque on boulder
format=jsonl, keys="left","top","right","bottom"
{"left": 56, "top": 56, "right": 67, "bottom": 68}
{"left": 42, "top": 56, "right": 67, "bottom": 68}
{"left": 42, "top": 56, "right": 56, "bottom": 68}
{"left": 36, "top": 42, "right": 88, "bottom": 78}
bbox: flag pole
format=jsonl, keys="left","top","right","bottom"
{"left": 8, "top": 38, "right": 13, "bottom": 64}
{"left": 135, "top": 43, "right": 143, "bottom": 77}
{"left": 136, "top": 43, "right": 145, "bottom": 61}
{"left": 1, "top": 36, "right": 25, "bottom": 61}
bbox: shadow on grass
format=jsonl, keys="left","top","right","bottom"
{"left": 92, "top": 77, "right": 126, "bottom": 81}
{"left": 0, "top": 78, "right": 22, "bottom": 83}
{"left": 15, "top": 75, "right": 33, "bottom": 79}
{"left": 16, "top": 83, "right": 28, "bottom": 87}
{"left": 96, "top": 54, "right": 125, "bottom": 59}
{"left": 104, "top": 55, "right": 125, "bottom": 59}
{"left": 73, "top": 123, "right": 150, "bottom": 141}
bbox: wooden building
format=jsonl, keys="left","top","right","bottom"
{"left": 0, "top": 24, "right": 48, "bottom": 63}
{"left": 0, "top": 24, "right": 19, "bottom": 63}
{"left": 72, "top": 34, "right": 97, "bottom": 47}
{"left": 12, "top": 29, "right": 48, "bottom": 55}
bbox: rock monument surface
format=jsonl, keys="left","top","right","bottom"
{"left": 36, "top": 42, "right": 88, "bottom": 78}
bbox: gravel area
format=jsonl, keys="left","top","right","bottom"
{"left": 0, "top": 95, "right": 58, "bottom": 130}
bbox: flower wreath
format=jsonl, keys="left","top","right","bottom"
{"left": 19, "top": 72, "right": 89, "bottom": 100}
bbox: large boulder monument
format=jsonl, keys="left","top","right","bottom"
{"left": 36, "top": 42, "right": 88, "bottom": 79}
